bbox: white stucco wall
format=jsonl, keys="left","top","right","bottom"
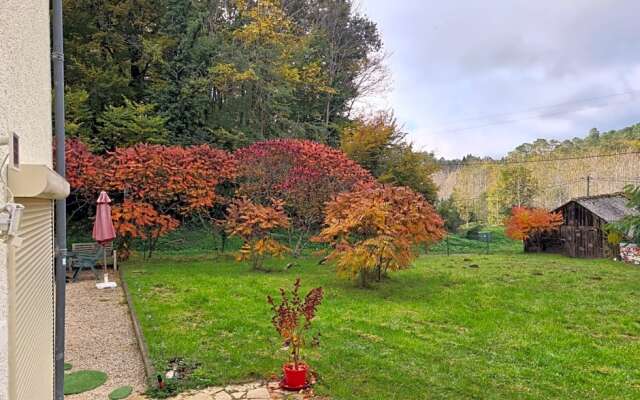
{"left": 0, "top": 1, "right": 53, "bottom": 399}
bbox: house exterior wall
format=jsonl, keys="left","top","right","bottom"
{"left": 0, "top": 1, "right": 54, "bottom": 399}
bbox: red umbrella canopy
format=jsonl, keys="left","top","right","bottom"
{"left": 92, "top": 191, "right": 116, "bottom": 245}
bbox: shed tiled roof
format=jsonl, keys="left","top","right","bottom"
{"left": 558, "top": 193, "right": 639, "bottom": 223}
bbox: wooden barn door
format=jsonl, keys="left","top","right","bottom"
{"left": 561, "top": 225, "right": 576, "bottom": 257}
{"left": 576, "top": 228, "right": 586, "bottom": 257}
{"left": 577, "top": 228, "right": 602, "bottom": 258}
{"left": 591, "top": 228, "right": 604, "bottom": 258}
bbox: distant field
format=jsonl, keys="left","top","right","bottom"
{"left": 125, "top": 248, "right": 640, "bottom": 399}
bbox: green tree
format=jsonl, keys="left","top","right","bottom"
{"left": 488, "top": 165, "right": 538, "bottom": 219}
{"left": 95, "top": 99, "right": 168, "bottom": 151}
{"left": 341, "top": 111, "right": 404, "bottom": 176}
{"left": 64, "top": 87, "right": 93, "bottom": 140}
{"left": 379, "top": 145, "right": 439, "bottom": 203}
{"left": 610, "top": 185, "right": 640, "bottom": 244}
{"left": 64, "top": 0, "right": 385, "bottom": 149}
{"left": 341, "top": 111, "right": 439, "bottom": 202}
{"left": 437, "top": 197, "right": 463, "bottom": 232}
{"left": 63, "top": 0, "right": 169, "bottom": 132}
{"left": 284, "top": 0, "right": 385, "bottom": 135}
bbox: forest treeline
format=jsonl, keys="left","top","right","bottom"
{"left": 63, "top": 0, "right": 385, "bottom": 150}
{"left": 434, "top": 123, "right": 640, "bottom": 225}
{"left": 62, "top": 0, "right": 639, "bottom": 228}
{"left": 62, "top": 0, "right": 440, "bottom": 204}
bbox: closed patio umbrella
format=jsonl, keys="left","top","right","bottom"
{"left": 93, "top": 191, "right": 116, "bottom": 288}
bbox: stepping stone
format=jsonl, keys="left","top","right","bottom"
{"left": 64, "top": 370, "right": 108, "bottom": 395}
{"left": 189, "top": 393, "right": 211, "bottom": 400}
{"left": 203, "top": 387, "right": 224, "bottom": 395}
{"left": 247, "top": 388, "right": 270, "bottom": 399}
{"left": 189, "top": 394, "right": 214, "bottom": 400}
{"left": 109, "top": 385, "right": 134, "bottom": 400}
{"left": 215, "top": 392, "right": 233, "bottom": 400}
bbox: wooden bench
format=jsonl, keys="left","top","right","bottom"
{"left": 71, "top": 242, "right": 116, "bottom": 266}
{"left": 69, "top": 243, "right": 118, "bottom": 282}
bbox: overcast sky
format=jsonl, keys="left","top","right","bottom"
{"left": 357, "top": 1, "right": 640, "bottom": 159}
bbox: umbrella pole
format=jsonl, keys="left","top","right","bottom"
{"left": 103, "top": 245, "right": 108, "bottom": 282}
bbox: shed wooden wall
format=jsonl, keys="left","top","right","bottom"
{"left": 556, "top": 202, "right": 612, "bottom": 258}
{"left": 526, "top": 201, "right": 618, "bottom": 258}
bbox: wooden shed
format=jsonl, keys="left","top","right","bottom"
{"left": 526, "top": 193, "right": 638, "bottom": 258}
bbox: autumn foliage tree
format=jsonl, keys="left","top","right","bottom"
{"left": 505, "top": 207, "right": 563, "bottom": 250}
{"left": 225, "top": 197, "right": 290, "bottom": 271}
{"left": 313, "top": 186, "right": 446, "bottom": 286}
{"left": 235, "top": 139, "right": 374, "bottom": 254}
{"left": 111, "top": 201, "right": 180, "bottom": 258}
{"left": 63, "top": 139, "right": 106, "bottom": 217}
{"left": 341, "top": 111, "right": 440, "bottom": 202}
{"left": 64, "top": 139, "right": 237, "bottom": 258}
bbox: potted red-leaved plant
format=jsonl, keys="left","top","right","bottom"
{"left": 267, "top": 278, "right": 323, "bottom": 390}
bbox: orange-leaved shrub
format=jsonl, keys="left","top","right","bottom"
{"left": 64, "top": 139, "right": 237, "bottom": 258}
{"left": 225, "top": 197, "right": 290, "bottom": 270}
{"left": 111, "top": 200, "right": 180, "bottom": 259}
{"left": 106, "top": 143, "right": 236, "bottom": 257}
{"left": 313, "top": 185, "right": 445, "bottom": 286}
{"left": 505, "top": 206, "right": 563, "bottom": 249}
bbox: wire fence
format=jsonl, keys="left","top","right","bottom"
{"left": 429, "top": 231, "right": 522, "bottom": 255}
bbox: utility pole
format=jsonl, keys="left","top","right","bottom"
{"left": 516, "top": 174, "right": 521, "bottom": 207}
{"left": 586, "top": 175, "right": 591, "bottom": 197}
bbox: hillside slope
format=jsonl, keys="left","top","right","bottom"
{"left": 433, "top": 123, "right": 640, "bottom": 223}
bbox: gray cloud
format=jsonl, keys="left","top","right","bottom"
{"left": 358, "top": 0, "right": 640, "bottom": 158}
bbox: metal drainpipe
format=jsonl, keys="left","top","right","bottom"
{"left": 52, "top": 0, "right": 67, "bottom": 398}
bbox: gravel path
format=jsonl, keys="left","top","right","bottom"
{"left": 65, "top": 274, "right": 146, "bottom": 399}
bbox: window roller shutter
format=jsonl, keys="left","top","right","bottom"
{"left": 8, "top": 198, "right": 55, "bottom": 400}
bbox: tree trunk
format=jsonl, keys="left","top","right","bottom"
{"left": 359, "top": 269, "right": 367, "bottom": 288}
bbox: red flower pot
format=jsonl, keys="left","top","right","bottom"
{"left": 282, "top": 362, "right": 308, "bottom": 390}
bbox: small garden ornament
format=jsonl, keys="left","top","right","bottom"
{"left": 268, "top": 278, "right": 323, "bottom": 390}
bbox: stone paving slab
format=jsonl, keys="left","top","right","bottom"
{"left": 129, "top": 380, "right": 325, "bottom": 400}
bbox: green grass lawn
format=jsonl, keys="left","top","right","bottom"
{"left": 124, "top": 250, "right": 640, "bottom": 399}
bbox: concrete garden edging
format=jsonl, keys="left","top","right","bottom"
{"left": 120, "top": 269, "right": 157, "bottom": 385}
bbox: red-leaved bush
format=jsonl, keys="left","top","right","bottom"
{"left": 63, "top": 139, "right": 107, "bottom": 211}
{"left": 103, "top": 143, "right": 236, "bottom": 214}
{"left": 235, "top": 139, "right": 375, "bottom": 253}
{"left": 64, "top": 139, "right": 237, "bottom": 258}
